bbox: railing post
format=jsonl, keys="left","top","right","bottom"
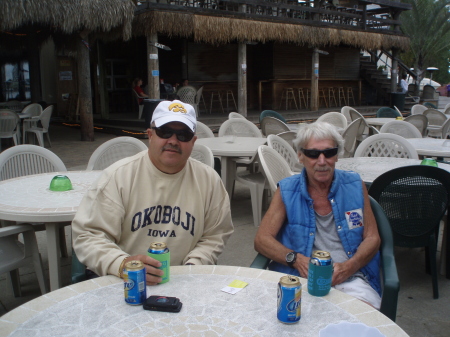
{"left": 147, "top": 33, "right": 160, "bottom": 100}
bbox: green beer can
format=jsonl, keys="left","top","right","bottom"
{"left": 147, "top": 242, "right": 170, "bottom": 284}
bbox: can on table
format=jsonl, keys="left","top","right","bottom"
{"left": 307, "top": 250, "right": 333, "bottom": 297}
{"left": 277, "top": 275, "right": 302, "bottom": 324}
{"left": 147, "top": 242, "right": 170, "bottom": 284}
{"left": 123, "top": 260, "right": 146, "bottom": 305}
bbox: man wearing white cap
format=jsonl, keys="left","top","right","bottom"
{"left": 72, "top": 100, "right": 233, "bottom": 285}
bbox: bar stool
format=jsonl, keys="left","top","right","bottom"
{"left": 224, "top": 89, "right": 237, "bottom": 112}
{"left": 337, "top": 87, "right": 347, "bottom": 106}
{"left": 297, "top": 88, "right": 308, "bottom": 109}
{"left": 279, "top": 88, "right": 298, "bottom": 110}
{"left": 347, "top": 87, "right": 356, "bottom": 106}
{"left": 210, "top": 90, "right": 225, "bottom": 113}
{"left": 328, "top": 87, "right": 338, "bottom": 107}
{"left": 318, "top": 88, "right": 329, "bottom": 108}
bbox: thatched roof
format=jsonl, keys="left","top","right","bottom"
{"left": 0, "top": 0, "right": 135, "bottom": 40}
{"left": 134, "top": 11, "right": 409, "bottom": 51}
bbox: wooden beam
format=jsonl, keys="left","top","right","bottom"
{"left": 311, "top": 49, "right": 319, "bottom": 111}
{"left": 147, "top": 33, "right": 160, "bottom": 100}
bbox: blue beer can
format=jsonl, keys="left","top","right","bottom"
{"left": 307, "top": 250, "right": 333, "bottom": 297}
{"left": 277, "top": 275, "right": 302, "bottom": 324}
{"left": 123, "top": 260, "right": 147, "bottom": 305}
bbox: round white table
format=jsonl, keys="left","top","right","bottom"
{"left": 406, "top": 138, "right": 450, "bottom": 158}
{"left": 365, "top": 117, "right": 396, "bottom": 128}
{"left": 0, "top": 266, "right": 408, "bottom": 337}
{"left": 196, "top": 137, "right": 267, "bottom": 196}
{"left": 0, "top": 171, "right": 102, "bottom": 291}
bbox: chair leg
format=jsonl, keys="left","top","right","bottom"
{"left": 59, "top": 226, "right": 69, "bottom": 258}
{"left": 249, "top": 183, "right": 265, "bottom": 227}
{"left": 46, "top": 133, "right": 52, "bottom": 148}
{"left": 429, "top": 236, "right": 439, "bottom": 299}
{"left": 24, "top": 230, "right": 48, "bottom": 294}
{"left": 8, "top": 269, "right": 22, "bottom": 297}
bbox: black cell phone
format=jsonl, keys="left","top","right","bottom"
{"left": 143, "top": 296, "right": 183, "bottom": 313}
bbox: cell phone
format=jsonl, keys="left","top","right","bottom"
{"left": 143, "top": 296, "right": 182, "bottom": 313}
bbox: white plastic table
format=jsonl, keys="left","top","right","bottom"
{"left": 196, "top": 137, "right": 267, "bottom": 196}
{"left": 0, "top": 171, "right": 102, "bottom": 291}
{"left": 406, "top": 138, "right": 450, "bottom": 158}
{"left": 0, "top": 266, "right": 408, "bottom": 337}
{"left": 365, "top": 117, "right": 395, "bottom": 129}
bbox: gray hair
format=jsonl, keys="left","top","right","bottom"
{"left": 292, "top": 121, "right": 344, "bottom": 155}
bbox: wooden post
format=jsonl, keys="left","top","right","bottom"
{"left": 97, "top": 40, "right": 109, "bottom": 119}
{"left": 77, "top": 32, "right": 94, "bottom": 141}
{"left": 390, "top": 48, "right": 399, "bottom": 93}
{"left": 147, "top": 33, "right": 160, "bottom": 99}
{"left": 28, "top": 33, "right": 42, "bottom": 102}
{"left": 182, "top": 39, "right": 188, "bottom": 81}
{"left": 310, "top": 48, "right": 319, "bottom": 111}
{"left": 238, "top": 4, "right": 247, "bottom": 116}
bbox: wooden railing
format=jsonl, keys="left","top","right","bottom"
{"left": 136, "top": 0, "right": 411, "bottom": 33}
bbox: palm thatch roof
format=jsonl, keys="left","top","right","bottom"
{"left": 0, "top": 0, "right": 135, "bottom": 40}
{"left": 134, "top": 11, "right": 409, "bottom": 51}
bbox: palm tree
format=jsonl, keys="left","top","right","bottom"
{"left": 400, "top": 0, "right": 450, "bottom": 93}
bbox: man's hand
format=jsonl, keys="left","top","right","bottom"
{"left": 294, "top": 254, "right": 310, "bottom": 279}
{"left": 124, "top": 255, "right": 164, "bottom": 285}
{"left": 331, "top": 262, "right": 354, "bottom": 286}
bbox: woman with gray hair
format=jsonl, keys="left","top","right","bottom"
{"left": 254, "top": 121, "right": 382, "bottom": 308}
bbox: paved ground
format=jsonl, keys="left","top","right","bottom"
{"left": 1, "top": 101, "right": 450, "bottom": 336}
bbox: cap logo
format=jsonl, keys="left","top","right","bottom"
{"left": 168, "top": 102, "right": 187, "bottom": 114}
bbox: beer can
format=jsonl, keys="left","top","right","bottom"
{"left": 307, "top": 250, "right": 333, "bottom": 297}
{"left": 123, "top": 260, "right": 146, "bottom": 305}
{"left": 147, "top": 242, "right": 170, "bottom": 284}
{"left": 277, "top": 275, "right": 302, "bottom": 324}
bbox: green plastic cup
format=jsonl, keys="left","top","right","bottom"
{"left": 49, "top": 175, "right": 73, "bottom": 191}
{"left": 420, "top": 158, "right": 438, "bottom": 167}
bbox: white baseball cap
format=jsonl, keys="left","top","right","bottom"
{"left": 151, "top": 100, "right": 196, "bottom": 132}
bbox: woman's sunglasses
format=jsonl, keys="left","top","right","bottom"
{"left": 301, "top": 147, "right": 338, "bottom": 159}
{"left": 152, "top": 126, "right": 194, "bottom": 142}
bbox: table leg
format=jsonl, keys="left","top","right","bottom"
{"left": 220, "top": 157, "right": 236, "bottom": 199}
{"left": 46, "top": 222, "right": 62, "bottom": 291}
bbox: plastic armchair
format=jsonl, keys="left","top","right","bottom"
{"left": 23, "top": 105, "right": 53, "bottom": 147}
{"left": 196, "top": 121, "right": 215, "bottom": 138}
{"left": 176, "top": 86, "right": 197, "bottom": 106}
{"left": 86, "top": 136, "right": 148, "bottom": 170}
{"left": 267, "top": 134, "right": 302, "bottom": 173}
{"left": 423, "top": 109, "right": 447, "bottom": 137}
{"left": 341, "top": 118, "right": 363, "bottom": 158}
{"left": 250, "top": 196, "right": 400, "bottom": 322}
{"left": 404, "top": 115, "right": 428, "bottom": 137}
{"left": 257, "top": 145, "right": 293, "bottom": 193}
{"left": 376, "top": 107, "right": 401, "bottom": 118}
{"left": 443, "top": 102, "right": 450, "bottom": 114}
{"left": 259, "top": 110, "right": 286, "bottom": 124}
{"left": 132, "top": 89, "right": 144, "bottom": 119}
{"left": 354, "top": 133, "right": 419, "bottom": 159}
{"left": 218, "top": 118, "right": 262, "bottom": 138}
{"left": 276, "top": 131, "right": 297, "bottom": 149}
{"left": 192, "top": 86, "right": 204, "bottom": 117}
{"left": 190, "top": 143, "right": 214, "bottom": 168}
{"left": 0, "top": 109, "right": 20, "bottom": 151}
{"left": 411, "top": 104, "right": 428, "bottom": 115}
{"left": 260, "top": 116, "right": 290, "bottom": 136}
{"left": 440, "top": 118, "right": 450, "bottom": 139}
{"left": 0, "top": 224, "right": 48, "bottom": 296}
{"left": 423, "top": 102, "right": 438, "bottom": 109}
{"left": 369, "top": 165, "right": 450, "bottom": 299}
{"left": 341, "top": 106, "right": 360, "bottom": 123}
{"left": 380, "top": 120, "right": 422, "bottom": 138}
{"left": 316, "top": 112, "right": 347, "bottom": 133}
{"left": 229, "top": 112, "right": 246, "bottom": 119}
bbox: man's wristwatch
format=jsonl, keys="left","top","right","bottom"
{"left": 286, "top": 251, "right": 297, "bottom": 268}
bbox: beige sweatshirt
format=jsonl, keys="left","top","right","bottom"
{"left": 72, "top": 151, "right": 233, "bottom": 277}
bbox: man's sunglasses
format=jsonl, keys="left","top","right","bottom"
{"left": 152, "top": 126, "right": 194, "bottom": 142}
{"left": 301, "top": 147, "right": 338, "bottom": 159}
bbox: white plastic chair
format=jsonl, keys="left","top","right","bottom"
{"left": 0, "top": 224, "right": 48, "bottom": 296}
{"left": 196, "top": 121, "right": 215, "bottom": 139}
{"left": 229, "top": 112, "right": 246, "bottom": 119}
{"left": 190, "top": 143, "right": 214, "bottom": 168}
{"left": 341, "top": 106, "right": 360, "bottom": 124}
{"left": 132, "top": 89, "right": 145, "bottom": 119}
{"left": 192, "top": 86, "right": 204, "bottom": 117}
{"left": 354, "top": 133, "right": 419, "bottom": 159}
{"left": 380, "top": 120, "right": 423, "bottom": 138}
{"left": 86, "top": 136, "right": 148, "bottom": 170}
{"left": 441, "top": 118, "right": 450, "bottom": 139}
{"left": 23, "top": 105, "right": 53, "bottom": 147}
{"left": 341, "top": 118, "right": 364, "bottom": 158}
{"left": 218, "top": 118, "right": 262, "bottom": 138}
{"left": 0, "top": 109, "right": 20, "bottom": 151}
{"left": 276, "top": 131, "right": 297, "bottom": 149}
{"left": 177, "top": 86, "right": 197, "bottom": 106}
{"left": 411, "top": 104, "right": 428, "bottom": 115}
{"left": 267, "top": 134, "right": 302, "bottom": 173}
{"left": 317, "top": 112, "right": 347, "bottom": 133}
{"left": 404, "top": 114, "right": 428, "bottom": 137}
{"left": 21, "top": 103, "right": 43, "bottom": 139}
{"left": 423, "top": 109, "right": 447, "bottom": 138}
{"left": 257, "top": 145, "right": 293, "bottom": 193}
{"left": 260, "top": 116, "right": 290, "bottom": 136}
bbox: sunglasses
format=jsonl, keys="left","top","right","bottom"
{"left": 152, "top": 126, "right": 194, "bottom": 142}
{"left": 301, "top": 147, "right": 338, "bottom": 159}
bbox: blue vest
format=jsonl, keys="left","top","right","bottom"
{"left": 269, "top": 169, "right": 381, "bottom": 296}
